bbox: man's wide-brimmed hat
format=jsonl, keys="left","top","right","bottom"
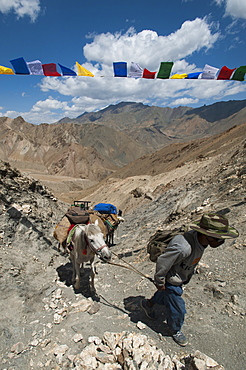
{"left": 190, "top": 213, "right": 239, "bottom": 239}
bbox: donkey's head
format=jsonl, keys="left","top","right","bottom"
{"left": 86, "top": 220, "right": 112, "bottom": 261}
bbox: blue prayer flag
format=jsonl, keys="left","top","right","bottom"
{"left": 113, "top": 62, "right": 127, "bottom": 77}
{"left": 185, "top": 72, "right": 203, "bottom": 79}
{"left": 58, "top": 63, "right": 77, "bottom": 76}
{"left": 9, "top": 57, "right": 30, "bottom": 75}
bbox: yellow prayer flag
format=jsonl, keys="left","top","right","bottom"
{"left": 76, "top": 62, "right": 94, "bottom": 77}
{"left": 0, "top": 65, "right": 14, "bottom": 75}
{"left": 170, "top": 73, "right": 188, "bottom": 79}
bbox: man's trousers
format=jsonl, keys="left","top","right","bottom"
{"left": 152, "top": 282, "right": 186, "bottom": 332}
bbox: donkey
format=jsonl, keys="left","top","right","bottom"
{"left": 103, "top": 213, "right": 125, "bottom": 246}
{"left": 69, "top": 220, "right": 111, "bottom": 293}
{"left": 89, "top": 211, "right": 124, "bottom": 246}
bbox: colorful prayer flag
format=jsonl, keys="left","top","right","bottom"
{"left": 230, "top": 66, "right": 246, "bottom": 81}
{"left": 170, "top": 73, "right": 188, "bottom": 79}
{"left": 157, "top": 62, "right": 174, "bottom": 79}
{"left": 217, "top": 66, "right": 236, "bottom": 80}
{"left": 9, "top": 57, "right": 30, "bottom": 74}
{"left": 42, "top": 63, "right": 61, "bottom": 76}
{"left": 185, "top": 72, "right": 203, "bottom": 79}
{"left": 113, "top": 62, "right": 127, "bottom": 77}
{"left": 58, "top": 63, "right": 77, "bottom": 76}
{"left": 128, "top": 62, "right": 143, "bottom": 78}
{"left": 76, "top": 62, "right": 94, "bottom": 77}
{"left": 142, "top": 68, "right": 156, "bottom": 79}
{"left": 200, "top": 64, "right": 219, "bottom": 80}
{"left": 27, "top": 60, "right": 44, "bottom": 75}
{"left": 0, "top": 65, "right": 14, "bottom": 74}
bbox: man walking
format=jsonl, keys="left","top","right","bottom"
{"left": 140, "top": 213, "right": 239, "bottom": 346}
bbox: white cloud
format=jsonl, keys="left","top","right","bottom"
{"left": 84, "top": 19, "right": 219, "bottom": 70}
{"left": 215, "top": 0, "right": 246, "bottom": 19}
{"left": 31, "top": 97, "right": 69, "bottom": 112}
{"left": 169, "top": 97, "right": 199, "bottom": 106}
{"left": 186, "top": 80, "right": 246, "bottom": 100}
{"left": 0, "top": 0, "right": 41, "bottom": 21}
{"left": 225, "top": 0, "right": 246, "bottom": 19}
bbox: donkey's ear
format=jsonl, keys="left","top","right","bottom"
{"left": 95, "top": 219, "right": 99, "bottom": 226}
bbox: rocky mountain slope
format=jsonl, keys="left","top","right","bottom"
{"left": 0, "top": 111, "right": 245, "bottom": 368}
{"left": 0, "top": 100, "right": 245, "bottom": 187}
{"left": 58, "top": 99, "right": 246, "bottom": 143}
{"left": 67, "top": 121, "right": 246, "bottom": 210}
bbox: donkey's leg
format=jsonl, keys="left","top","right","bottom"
{"left": 74, "top": 262, "right": 81, "bottom": 290}
{"left": 89, "top": 258, "right": 96, "bottom": 295}
{"left": 70, "top": 253, "right": 76, "bottom": 285}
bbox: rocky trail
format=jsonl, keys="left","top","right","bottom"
{"left": 0, "top": 130, "right": 245, "bottom": 370}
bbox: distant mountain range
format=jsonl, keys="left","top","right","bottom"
{"left": 0, "top": 99, "right": 245, "bottom": 182}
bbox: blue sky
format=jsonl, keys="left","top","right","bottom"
{"left": 0, "top": 0, "right": 245, "bottom": 124}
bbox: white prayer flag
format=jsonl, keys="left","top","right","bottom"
{"left": 200, "top": 64, "right": 219, "bottom": 80}
{"left": 128, "top": 62, "right": 143, "bottom": 78}
{"left": 27, "top": 60, "right": 44, "bottom": 75}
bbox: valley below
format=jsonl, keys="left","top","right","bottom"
{"left": 0, "top": 100, "right": 245, "bottom": 369}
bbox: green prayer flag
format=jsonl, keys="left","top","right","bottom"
{"left": 231, "top": 66, "right": 246, "bottom": 81}
{"left": 157, "top": 62, "right": 174, "bottom": 79}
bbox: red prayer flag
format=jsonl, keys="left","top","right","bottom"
{"left": 217, "top": 66, "right": 236, "bottom": 80}
{"left": 142, "top": 68, "right": 156, "bottom": 79}
{"left": 42, "top": 63, "right": 61, "bottom": 76}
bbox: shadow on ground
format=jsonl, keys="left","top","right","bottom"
{"left": 56, "top": 263, "right": 99, "bottom": 299}
{"left": 123, "top": 295, "right": 171, "bottom": 338}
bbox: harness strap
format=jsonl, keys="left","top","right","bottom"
{"left": 94, "top": 244, "right": 107, "bottom": 252}
{"left": 66, "top": 224, "right": 78, "bottom": 245}
{"left": 84, "top": 233, "right": 107, "bottom": 254}
{"left": 105, "top": 219, "right": 118, "bottom": 230}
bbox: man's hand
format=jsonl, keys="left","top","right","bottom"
{"left": 155, "top": 284, "right": 166, "bottom": 291}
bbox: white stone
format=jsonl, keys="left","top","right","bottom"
{"left": 88, "top": 336, "right": 102, "bottom": 345}
{"left": 29, "top": 359, "right": 34, "bottom": 367}
{"left": 136, "top": 321, "right": 146, "bottom": 330}
{"left": 11, "top": 342, "right": 24, "bottom": 354}
{"left": 193, "top": 358, "right": 206, "bottom": 370}
{"left": 79, "top": 343, "right": 97, "bottom": 358}
{"left": 78, "top": 354, "right": 98, "bottom": 368}
{"left": 54, "top": 288, "right": 62, "bottom": 299}
{"left": 70, "top": 299, "right": 92, "bottom": 313}
{"left": 53, "top": 344, "right": 69, "bottom": 356}
{"left": 73, "top": 333, "right": 83, "bottom": 343}
{"left": 194, "top": 350, "right": 220, "bottom": 367}
{"left": 49, "top": 301, "right": 57, "bottom": 309}
{"left": 103, "top": 332, "right": 126, "bottom": 350}
{"left": 29, "top": 339, "right": 39, "bottom": 346}
{"left": 53, "top": 313, "right": 63, "bottom": 324}
{"left": 160, "top": 355, "right": 174, "bottom": 369}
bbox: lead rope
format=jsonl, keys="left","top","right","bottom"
{"left": 107, "top": 250, "right": 155, "bottom": 285}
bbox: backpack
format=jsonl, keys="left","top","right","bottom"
{"left": 65, "top": 206, "right": 90, "bottom": 224}
{"left": 93, "top": 203, "right": 117, "bottom": 215}
{"left": 147, "top": 226, "right": 189, "bottom": 262}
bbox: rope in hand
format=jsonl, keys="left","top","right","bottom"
{"left": 106, "top": 250, "right": 155, "bottom": 285}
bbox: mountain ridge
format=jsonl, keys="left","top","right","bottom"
{"left": 0, "top": 99, "right": 245, "bottom": 187}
